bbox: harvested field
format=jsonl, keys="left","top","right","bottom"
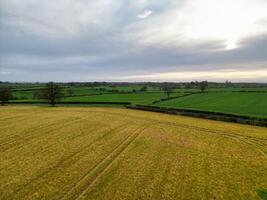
{"left": 0, "top": 106, "right": 266, "bottom": 200}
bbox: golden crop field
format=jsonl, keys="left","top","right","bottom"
{"left": 0, "top": 106, "right": 267, "bottom": 200}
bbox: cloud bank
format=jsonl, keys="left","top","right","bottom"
{"left": 0, "top": 0, "right": 267, "bottom": 82}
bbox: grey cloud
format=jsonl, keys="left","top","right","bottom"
{"left": 0, "top": 0, "right": 267, "bottom": 82}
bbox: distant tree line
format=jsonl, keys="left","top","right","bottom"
{"left": 1, "top": 80, "right": 267, "bottom": 107}
{"left": 2, "top": 80, "right": 267, "bottom": 89}
{"left": 1, "top": 82, "right": 64, "bottom": 107}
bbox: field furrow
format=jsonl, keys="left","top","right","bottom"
{"left": 62, "top": 126, "right": 148, "bottom": 200}
{"left": 1, "top": 106, "right": 266, "bottom": 200}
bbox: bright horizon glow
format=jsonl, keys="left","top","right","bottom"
{"left": 122, "top": 69, "right": 267, "bottom": 82}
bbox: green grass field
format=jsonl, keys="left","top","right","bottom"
{"left": 0, "top": 107, "right": 266, "bottom": 200}
{"left": 11, "top": 92, "right": 177, "bottom": 105}
{"left": 95, "top": 85, "right": 143, "bottom": 91}
{"left": 6, "top": 83, "right": 267, "bottom": 119}
{"left": 174, "top": 87, "right": 267, "bottom": 93}
{"left": 12, "top": 90, "right": 36, "bottom": 100}
{"left": 10, "top": 85, "right": 157, "bottom": 101}
{"left": 62, "top": 92, "right": 177, "bottom": 105}
{"left": 64, "top": 87, "right": 97, "bottom": 94}
{"left": 157, "top": 92, "right": 267, "bottom": 118}
{"left": 12, "top": 86, "right": 103, "bottom": 100}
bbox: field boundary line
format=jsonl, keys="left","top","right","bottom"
{"left": 151, "top": 93, "right": 195, "bottom": 105}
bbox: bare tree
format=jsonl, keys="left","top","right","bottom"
{"left": 39, "top": 82, "right": 64, "bottom": 107}
{"left": 0, "top": 87, "right": 12, "bottom": 106}
{"left": 225, "top": 80, "right": 232, "bottom": 88}
{"left": 68, "top": 89, "right": 74, "bottom": 97}
{"left": 163, "top": 86, "right": 173, "bottom": 97}
{"left": 198, "top": 81, "right": 208, "bottom": 92}
{"left": 140, "top": 85, "right": 148, "bottom": 92}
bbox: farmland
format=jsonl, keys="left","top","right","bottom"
{"left": 157, "top": 92, "right": 267, "bottom": 119}
{"left": 3, "top": 82, "right": 267, "bottom": 120}
{"left": 62, "top": 92, "right": 179, "bottom": 105}
{"left": 9, "top": 84, "right": 182, "bottom": 105}
{"left": 1, "top": 106, "right": 266, "bottom": 200}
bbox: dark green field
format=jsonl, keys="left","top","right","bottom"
{"left": 3, "top": 83, "right": 267, "bottom": 119}
{"left": 62, "top": 93, "right": 179, "bottom": 105}
{"left": 157, "top": 92, "right": 267, "bottom": 118}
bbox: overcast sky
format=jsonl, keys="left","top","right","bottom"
{"left": 0, "top": 0, "right": 267, "bottom": 82}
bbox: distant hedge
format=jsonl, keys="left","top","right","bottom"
{"left": 11, "top": 88, "right": 45, "bottom": 92}
{"left": 152, "top": 93, "right": 194, "bottom": 104}
{"left": 7, "top": 101, "right": 132, "bottom": 105}
{"left": 232, "top": 90, "right": 267, "bottom": 93}
{"left": 127, "top": 105, "right": 267, "bottom": 127}
{"left": 63, "top": 93, "right": 110, "bottom": 98}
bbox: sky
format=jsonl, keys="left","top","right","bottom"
{"left": 0, "top": 0, "right": 267, "bottom": 82}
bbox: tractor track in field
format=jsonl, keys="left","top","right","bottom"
{"left": 0, "top": 116, "right": 93, "bottom": 152}
{"left": 0, "top": 111, "right": 52, "bottom": 142}
{"left": 154, "top": 124, "right": 264, "bottom": 177}
{"left": 0, "top": 117, "right": 66, "bottom": 148}
{"left": 122, "top": 112, "right": 267, "bottom": 156}
{"left": 51, "top": 108, "right": 259, "bottom": 135}
{"left": 0, "top": 110, "right": 45, "bottom": 123}
{"left": 156, "top": 121, "right": 267, "bottom": 158}
{"left": 0, "top": 115, "right": 69, "bottom": 143}
{"left": 74, "top": 126, "right": 149, "bottom": 200}
{"left": 61, "top": 125, "right": 149, "bottom": 200}
{"left": 8, "top": 125, "right": 129, "bottom": 199}
{"left": 71, "top": 109, "right": 266, "bottom": 146}
{"left": 0, "top": 111, "right": 110, "bottom": 148}
{"left": 90, "top": 111, "right": 267, "bottom": 158}
{"left": 2, "top": 108, "right": 267, "bottom": 200}
{"left": 4, "top": 125, "right": 124, "bottom": 166}
{"left": 55, "top": 109, "right": 267, "bottom": 158}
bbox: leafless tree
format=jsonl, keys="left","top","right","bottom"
{"left": 0, "top": 87, "right": 12, "bottom": 106}
{"left": 39, "top": 82, "right": 64, "bottom": 107}
{"left": 199, "top": 81, "right": 208, "bottom": 92}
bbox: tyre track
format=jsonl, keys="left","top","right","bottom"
{"left": 0, "top": 111, "right": 51, "bottom": 142}
{"left": 0, "top": 110, "right": 45, "bottom": 124}
{"left": 0, "top": 117, "right": 69, "bottom": 148}
{"left": 0, "top": 111, "right": 107, "bottom": 148}
{"left": 114, "top": 111, "right": 267, "bottom": 157}
{"left": 0, "top": 116, "right": 90, "bottom": 152}
{"left": 53, "top": 108, "right": 267, "bottom": 140}
{"left": 8, "top": 125, "right": 129, "bottom": 199}
{"left": 108, "top": 110, "right": 267, "bottom": 158}
{"left": 61, "top": 125, "right": 148, "bottom": 200}
{"left": 52, "top": 109, "right": 267, "bottom": 157}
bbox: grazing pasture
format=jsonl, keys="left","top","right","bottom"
{"left": 0, "top": 106, "right": 266, "bottom": 200}
{"left": 157, "top": 92, "right": 267, "bottom": 119}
